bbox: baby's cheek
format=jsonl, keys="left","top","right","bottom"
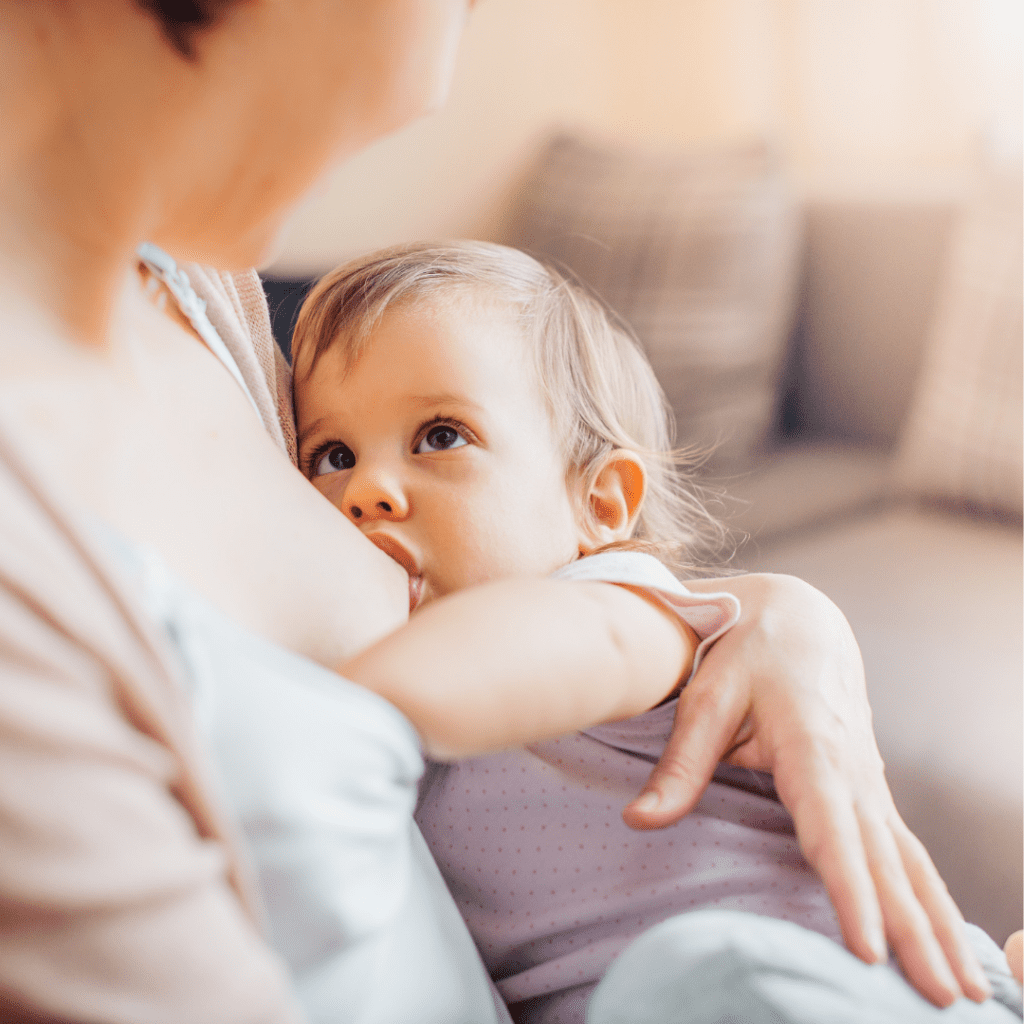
{"left": 437, "top": 532, "right": 509, "bottom": 595}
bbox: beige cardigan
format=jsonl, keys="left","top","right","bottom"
{"left": 0, "top": 270, "right": 302, "bottom": 1023}
{"left": 185, "top": 265, "right": 299, "bottom": 467}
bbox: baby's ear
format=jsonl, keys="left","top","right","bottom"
{"left": 578, "top": 450, "right": 647, "bottom": 553}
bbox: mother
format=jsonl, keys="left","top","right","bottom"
{"left": 0, "top": 1, "right": 987, "bottom": 1021}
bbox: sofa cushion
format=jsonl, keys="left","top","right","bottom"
{"left": 892, "top": 172, "right": 1023, "bottom": 518}
{"left": 790, "top": 201, "right": 955, "bottom": 448}
{"left": 741, "top": 507, "right": 1023, "bottom": 945}
{"left": 501, "top": 134, "right": 801, "bottom": 472}
{"left": 722, "top": 440, "right": 891, "bottom": 554}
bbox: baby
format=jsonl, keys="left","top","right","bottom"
{"left": 290, "top": 241, "right": 841, "bottom": 1023}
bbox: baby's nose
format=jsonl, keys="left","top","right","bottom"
{"left": 350, "top": 499, "right": 396, "bottom": 519}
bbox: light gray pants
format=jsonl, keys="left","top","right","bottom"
{"left": 587, "top": 911, "right": 1023, "bottom": 1024}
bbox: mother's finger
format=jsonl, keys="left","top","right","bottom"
{"left": 891, "top": 821, "right": 991, "bottom": 1002}
{"left": 622, "top": 656, "right": 749, "bottom": 830}
{"left": 858, "top": 807, "right": 963, "bottom": 1007}
{"left": 771, "top": 752, "right": 888, "bottom": 967}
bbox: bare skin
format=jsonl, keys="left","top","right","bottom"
{"left": 0, "top": 0, "right": 993, "bottom": 1011}
{"left": 1006, "top": 932, "right": 1023, "bottom": 983}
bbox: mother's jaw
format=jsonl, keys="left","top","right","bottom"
{"left": 3, "top": 0, "right": 473, "bottom": 288}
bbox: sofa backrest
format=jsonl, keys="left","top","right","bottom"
{"left": 263, "top": 187, "right": 960, "bottom": 465}
{"left": 788, "top": 199, "right": 957, "bottom": 450}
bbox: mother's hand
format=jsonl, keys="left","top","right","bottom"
{"left": 621, "top": 573, "right": 992, "bottom": 1009}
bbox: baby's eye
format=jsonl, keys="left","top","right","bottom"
{"left": 416, "top": 424, "right": 468, "bottom": 453}
{"left": 313, "top": 443, "right": 356, "bottom": 476}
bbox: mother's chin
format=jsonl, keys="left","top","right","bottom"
{"left": 149, "top": 213, "right": 289, "bottom": 277}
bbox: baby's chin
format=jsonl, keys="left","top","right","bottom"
{"left": 409, "top": 573, "right": 461, "bottom": 614}
{"left": 409, "top": 573, "right": 426, "bottom": 614}
{"left": 409, "top": 576, "right": 464, "bottom": 615}
{"left": 413, "top": 562, "right": 549, "bottom": 615}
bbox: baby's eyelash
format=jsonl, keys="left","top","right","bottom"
{"left": 303, "top": 417, "right": 476, "bottom": 475}
{"left": 303, "top": 440, "right": 345, "bottom": 478}
{"left": 414, "top": 416, "right": 477, "bottom": 448}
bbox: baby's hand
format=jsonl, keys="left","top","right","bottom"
{"left": 1005, "top": 931, "right": 1023, "bottom": 984}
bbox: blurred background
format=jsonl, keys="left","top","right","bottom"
{"left": 264, "top": 0, "right": 1023, "bottom": 947}
{"left": 267, "top": 0, "right": 1021, "bottom": 275}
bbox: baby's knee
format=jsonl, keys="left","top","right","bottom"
{"left": 587, "top": 911, "right": 1023, "bottom": 1024}
{"left": 588, "top": 911, "right": 852, "bottom": 1023}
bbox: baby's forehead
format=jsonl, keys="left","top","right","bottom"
{"left": 307, "top": 285, "right": 524, "bottom": 372}
{"left": 294, "top": 280, "right": 546, "bottom": 426}
{"left": 406, "top": 288, "right": 547, "bottom": 383}
{"left": 358, "top": 287, "right": 529, "bottom": 363}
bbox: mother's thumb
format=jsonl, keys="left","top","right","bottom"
{"left": 622, "top": 670, "right": 747, "bottom": 830}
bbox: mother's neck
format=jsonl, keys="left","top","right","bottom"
{"left": 0, "top": 5, "right": 190, "bottom": 350}
{"left": 0, "top": 180, "right": 144, "bottom": 353}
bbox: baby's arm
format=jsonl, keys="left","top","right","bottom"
{"left": 339, "top": 578, "right": 697, "bottom": 760}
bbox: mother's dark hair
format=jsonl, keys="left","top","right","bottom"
{"left": 135, "top": 0, "right": 244, "bottom": 58}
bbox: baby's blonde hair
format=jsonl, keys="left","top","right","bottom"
{"left": 292, "top": 241, "right": 726, "bottom": 574}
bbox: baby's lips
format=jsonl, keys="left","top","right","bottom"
{"left": 364, "top": 531, "right": 425, "bottom": 611}
{"left": 365, "top": 531, "right": 418, "bottom": 577}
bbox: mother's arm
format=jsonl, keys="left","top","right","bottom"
{"left": 622, "top": 572, "right": 992, "bottom": 1009}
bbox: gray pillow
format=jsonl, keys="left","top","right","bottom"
{"left": 893, "top": 168, "right": 1023, "bottom": 520}
{"left": 501, "top": 134, "right": 802, "bottom": 472}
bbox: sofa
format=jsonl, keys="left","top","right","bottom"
{"left": 722, "top": 197, "right": 1022, "bottom": 948}
{"left": 262, "top": 134, "right": 1023, "bottom": 946}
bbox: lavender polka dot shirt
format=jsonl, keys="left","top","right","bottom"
{"left": 416, "top": 552, "right": 841, "bottom": 1024}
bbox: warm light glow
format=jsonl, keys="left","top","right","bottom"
{"left": 272, "top": 0, "right": 1023, "bottom": 274}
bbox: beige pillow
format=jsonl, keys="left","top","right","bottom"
{"left": 500, "top": 134, "right": 802, "bottom": 471}
{"left": 894, "top": 171, "right": 1023, "bottom": 519}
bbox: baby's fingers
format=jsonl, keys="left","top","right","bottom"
{"left": 1005, "top": 932, "right": 1023, "bottom": 983}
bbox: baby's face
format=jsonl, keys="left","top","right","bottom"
{"left": 296, "top": 297, "right": 584, "bottom": 612}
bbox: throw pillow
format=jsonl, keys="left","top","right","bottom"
{"left": 500, "top": 134, "right": 802, "bottom": 472}
{"left": 893, "top": 170, "right": 1023, "bottom": 519}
